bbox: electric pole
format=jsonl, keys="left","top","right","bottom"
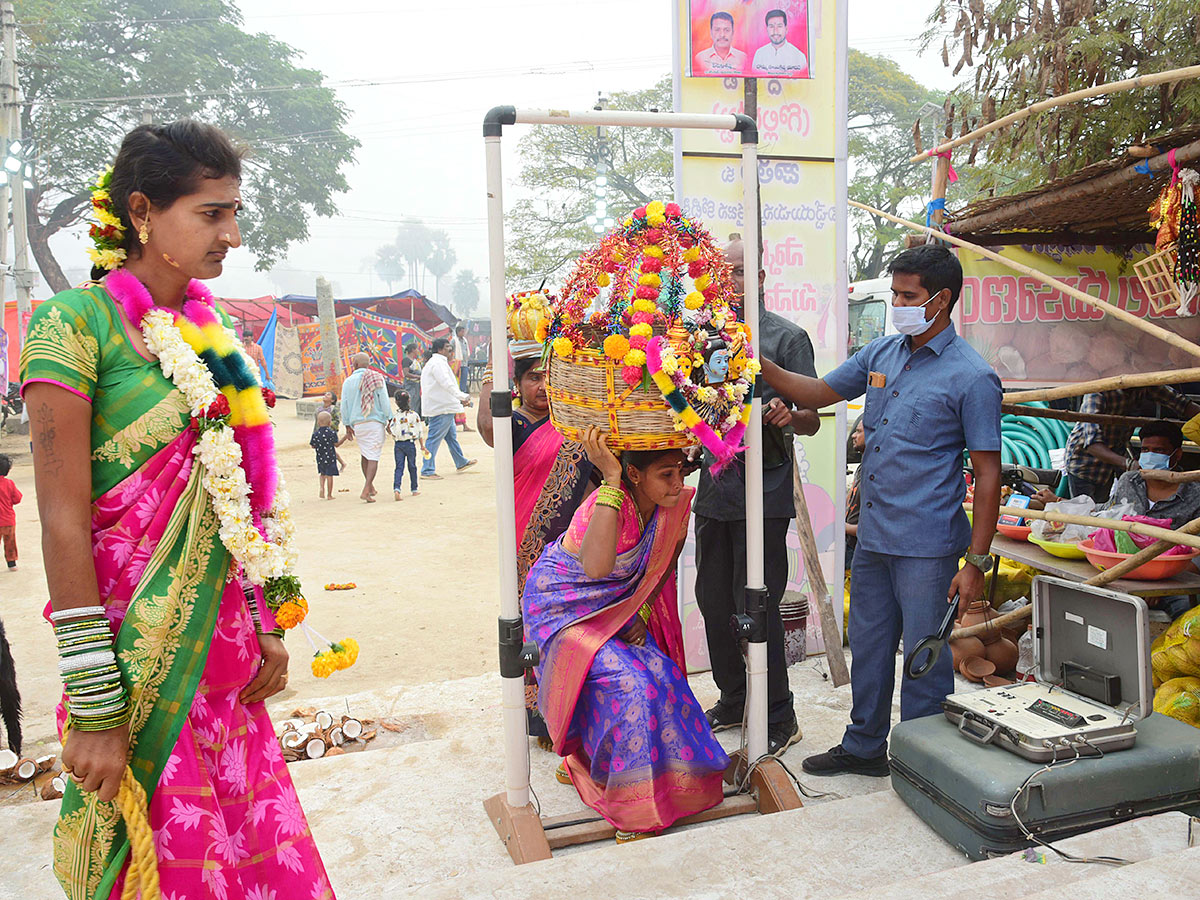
{"left": 1, "top": 0, "right": 33, "bottom": 349}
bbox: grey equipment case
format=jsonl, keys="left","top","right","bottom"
{"left": 890, "top": 577, "right": 1200, "bottom": 860}
{"left": 941, "top": 576, "right": 1153, "bottom": 762}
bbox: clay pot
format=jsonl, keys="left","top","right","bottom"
{"left": 959, "top": 600, "right": 1001, "bottom": 644}
{"left": 950, "top": 636, "right": 986, "bottom": 673}
{"left": 984, "top": 636, "right": 1020, "bottom": 675}
{"left": 961, "top": 656, "right": 997, "bottom": 683}
{"left": 982, "top": 674, "right": 1016, "bottom": 688}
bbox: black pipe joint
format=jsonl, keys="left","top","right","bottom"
{"left": 499, "top": 616, "right": 538, "bottom": 678}
{"left": 490, "top": 389, "right": 513, "bottom": 418}
{"left": 743, "top": 586, "right": 769, "bottom": 643}
{"left": 732, "top": 113, "right": 759, "bottom": 145}
{"left": 483, "top": 105, "right": 517, "bottom": 137}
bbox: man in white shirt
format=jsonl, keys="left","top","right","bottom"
{"left": 419, "top": 337, "right": 476, "bottom": 479}
{"left": 751, "top": 8, "right": 808, "bottom": 77}
{"left": 693, "top": 12, "right": 746, "bottom": 75}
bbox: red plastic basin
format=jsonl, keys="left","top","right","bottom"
{"left": 1078, "top": 538, "right": 1200, "bottom": 581}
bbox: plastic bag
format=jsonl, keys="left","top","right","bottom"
{"left": 1090, "top": 514, "right": 1190, "bottom": 556}
{"left": 1016, "top": 626, "right": 1035, "bottom": 677}
{"left": 1031, "top": 496, "right": 1100, "bottom": 543}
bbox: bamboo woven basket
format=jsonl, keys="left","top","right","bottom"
{"left": 546, "top": 349, "right": 695, "bottom": 450}
{"left": 1134, "top": 243, "right": 1182, "bottom": 314}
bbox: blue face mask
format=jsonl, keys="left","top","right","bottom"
{"left": 1139, "top": 450, "right": 1173, "bottom": 471}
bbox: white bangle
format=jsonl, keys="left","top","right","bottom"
{"left": 59, "top": 649, "right": 117, "bottom": 674}
{"left": 49, "top": 605, "right": 107, "bottom": 623}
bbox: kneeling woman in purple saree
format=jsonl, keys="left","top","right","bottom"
{"left": 522, "top": 427, "right": 729, "bottom": 840}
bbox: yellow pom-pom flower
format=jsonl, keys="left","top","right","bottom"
{"left": 646, "top": 201, "right": 666, "bottom": 217}
{"left": 623, "top": 349, "right": 647, "bottom": 367}
{"left": 604, "top": 333, "right": 630, "bottom": 359}
{"left": 642, "top": 245, "right": 664, "bottom": 259}
{"left": 638, "top": 273, "right": 661, "bottom": 288}
{"left": 684, "top": 292, "right": 704, "bottom": 310}
{"left": 629, "top": 323, "right": 653, "bottom": 338}
{"left": 632, "top": 299, "right": 657, "bottom": 313}
{"left": 553, "top": 336, "right": 574, "bottom": 358}
{"left": 683, "top": 247, "right": 701, "bottom": 262}
{"left": 311, "top": 652, "right": 337, "bottom": 678}
{"left": 693, "top": 273, "right": 711, "bottom": 291}
{"left": 597, "top": 272, "right": 611, "bottom": 288}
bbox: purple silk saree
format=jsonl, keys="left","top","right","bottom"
{"left": 523, "top": 486, "right": 729, "bottom": 833}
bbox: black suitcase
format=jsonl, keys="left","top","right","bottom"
{"left": 889, "top": 711, "right": 1200, "bottom": 860}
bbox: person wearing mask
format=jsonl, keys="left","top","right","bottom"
{"left": 420, "top": 337, "right": 476, "bottom": 479}
{"left": 1063, "top": 388, "right": 1199, "bottom": 501}
{"left": 759, "top": 244, "right": 1002, "bottom": 777}
{"left": 694, "top": 238, "right": 820, "bottom": 759}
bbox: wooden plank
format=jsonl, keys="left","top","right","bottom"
{"left": 483, "top": 792, "right": 553, "bottom": 865}
{"left": 543, "top": 794, "right": 758, "bottom": 850}
{"left": 989, "top": 534, "right": 1200, "bottom": 598}
{"left": 792, "top": 463, "right": 850, "bottom": 686}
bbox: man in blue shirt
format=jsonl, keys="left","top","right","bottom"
{"left": 760, "top": 245, "right": 1002, "bottom": 776}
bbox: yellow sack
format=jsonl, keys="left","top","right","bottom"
{"left": 1153, "top": 677, "right": 1200, "bottom": 728}
{"left": 989, "top": 559, "right": 1039, "bottom": 606}
{"left": 1151, "top": 608, "right": 1200, "bottom": 687}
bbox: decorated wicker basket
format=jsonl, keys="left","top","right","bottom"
{"left": 546, "top": 347, "right": 689, "bottom": 451}
{"left": 543, "top": 200, "right": 759, "bottom": 464}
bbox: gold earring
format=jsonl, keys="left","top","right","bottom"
{"left": 161, "top": 253, "right": 180, "bottom": 268}
{"left": 138, "top": 222, "right": 150, "bottom": 245}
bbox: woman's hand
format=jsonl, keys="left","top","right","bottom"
{"left": 582, "top": 426, "right": 622, "bottom": 484}
{"left": 240, "top": 633, "right": 289, "bottom": 705}
{"left": 62, "top": 723, "right": 130, "bottom": 803}
{"left": 621, "top": 616, "right": 647, "bottom": 647}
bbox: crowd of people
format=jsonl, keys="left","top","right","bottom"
{"left": 9, "top": 113, "right": 1200, "bottom": 894}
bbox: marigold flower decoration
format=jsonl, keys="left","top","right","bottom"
{"left": 545, "top": 199, "right": 756, "bottom": 464}
{"left": 88, "top": 167, "right": 127, "bottom": 271}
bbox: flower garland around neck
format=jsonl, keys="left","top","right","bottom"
{"left": 105, "top": 267, "right": 295, "bottom": 588}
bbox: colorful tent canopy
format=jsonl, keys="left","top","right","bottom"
{"left": 276, "top": 289, "right": 456, "bottom": 335}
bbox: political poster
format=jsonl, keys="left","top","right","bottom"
{"left": 689, "top": 0, "right": 811, "bottom": 79}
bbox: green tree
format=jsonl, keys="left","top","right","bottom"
{"left": 16, "top": 0, "right": 358, "bottom": 292}
{"left": 451, "top": 268, "right": 480, "bottom": 317}
{"left": 506, "top": 77, "right": 673, "bottom": 281}
{"left": 847, "top": 49, "right": 945, "bottom": 280}
{"left": 373, "top": 244, "right": 406, "bottom": 293}
{"left": 930, "top": 0, "right": 1200, "bottom": 190}
{"left": 425, "top": 230, "right": 456, "bottom": 303}
{"left": 394, "top": 218, "right": 433, "bottom": 292}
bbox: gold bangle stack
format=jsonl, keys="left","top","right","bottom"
{"left": 637, "top": 602, "right": 652, "bottom": 623}
{"left": 596, "top": 483, "right": 624, "bottom": 511}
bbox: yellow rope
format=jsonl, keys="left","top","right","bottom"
{"left": 116, "top": 766, "right": 160, "bottom": 900}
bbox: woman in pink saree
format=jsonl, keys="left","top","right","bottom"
{"left": 523, "top": 428, "right": 729, "bottom": 842}
{"left": 480, "top": 347, "right": 597, "bottom": 747}
{"left": 22, "top": 122, "right": 334, "bottom": 899}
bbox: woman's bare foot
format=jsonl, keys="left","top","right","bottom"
{"left": 394, "top": 491, "right": 403, "bottom": 501}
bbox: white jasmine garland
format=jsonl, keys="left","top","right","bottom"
{"left": 140, "top": 309, "right": 297, "bottom": 585}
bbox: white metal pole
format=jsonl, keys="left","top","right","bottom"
{"left": 484, "top": 128, "right": 530, "bottom": 809}
{"left": 514, "top": 109, "right": 737, "bottom": 132}
{"left": 832, "top": 0, "right": 851, "bottom": 621}
{"left": 741, "top": 136, "right": 768, "bottom": 763}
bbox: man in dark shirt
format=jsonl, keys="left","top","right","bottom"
{"left": 695, "top": 238, "right": 820, "bottom": 758}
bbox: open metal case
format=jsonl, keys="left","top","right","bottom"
{"left": 942, "top": 576, "right": 1153, "bottom": 762}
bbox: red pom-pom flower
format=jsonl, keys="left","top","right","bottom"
{"left": 665, "top": 202, "right": 682, "bottom": 217}
{"left": 262, "top": 387, "right": 277, "bottom": 408}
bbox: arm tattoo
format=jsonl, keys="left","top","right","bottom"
{"left": 34, "top": 402, "right": 63, "bottom": 476}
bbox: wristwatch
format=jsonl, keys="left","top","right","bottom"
{"left": 963, "top": 551, "right": 994, "bottom": 574}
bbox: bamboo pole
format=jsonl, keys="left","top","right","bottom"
{"left": 792, "top": 462, "right": 850, "bottom": 687}
{"left": 1001, "top": 403, "right": 1185, "bottom": 429}
{"left": 1141, "top": 469, "right": 1200, "bottom": 484}
{"left": 1003, "top": 368, "right": 1200, "bottom": 404}
{"left": 967, "top": 503, "right": 1200, "bottom": 550}
{"left": 950, "top": 515, "right": 1200, "bottom": 640}
{"left": 910, "top": 64, "right": 1200, "bottom": 163}
{"left": 849, "top": 201, "right": 1200, "bottom": 364}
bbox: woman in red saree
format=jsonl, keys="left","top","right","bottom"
{"left": 22, "top": 122, "right": 334, "bottom": 899}
{"left": 523, "top": 429, "right": 729, "bottom": 841}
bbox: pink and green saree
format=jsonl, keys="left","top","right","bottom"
{"left": 22, "top": 285, "right": 334, "bottom": 900}
{"left": 522, "top": 485, "right": 729, "bottom": 833}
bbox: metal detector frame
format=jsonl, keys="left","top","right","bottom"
{"left": 482, "top": 107, "right": 795, "bottom": 862}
